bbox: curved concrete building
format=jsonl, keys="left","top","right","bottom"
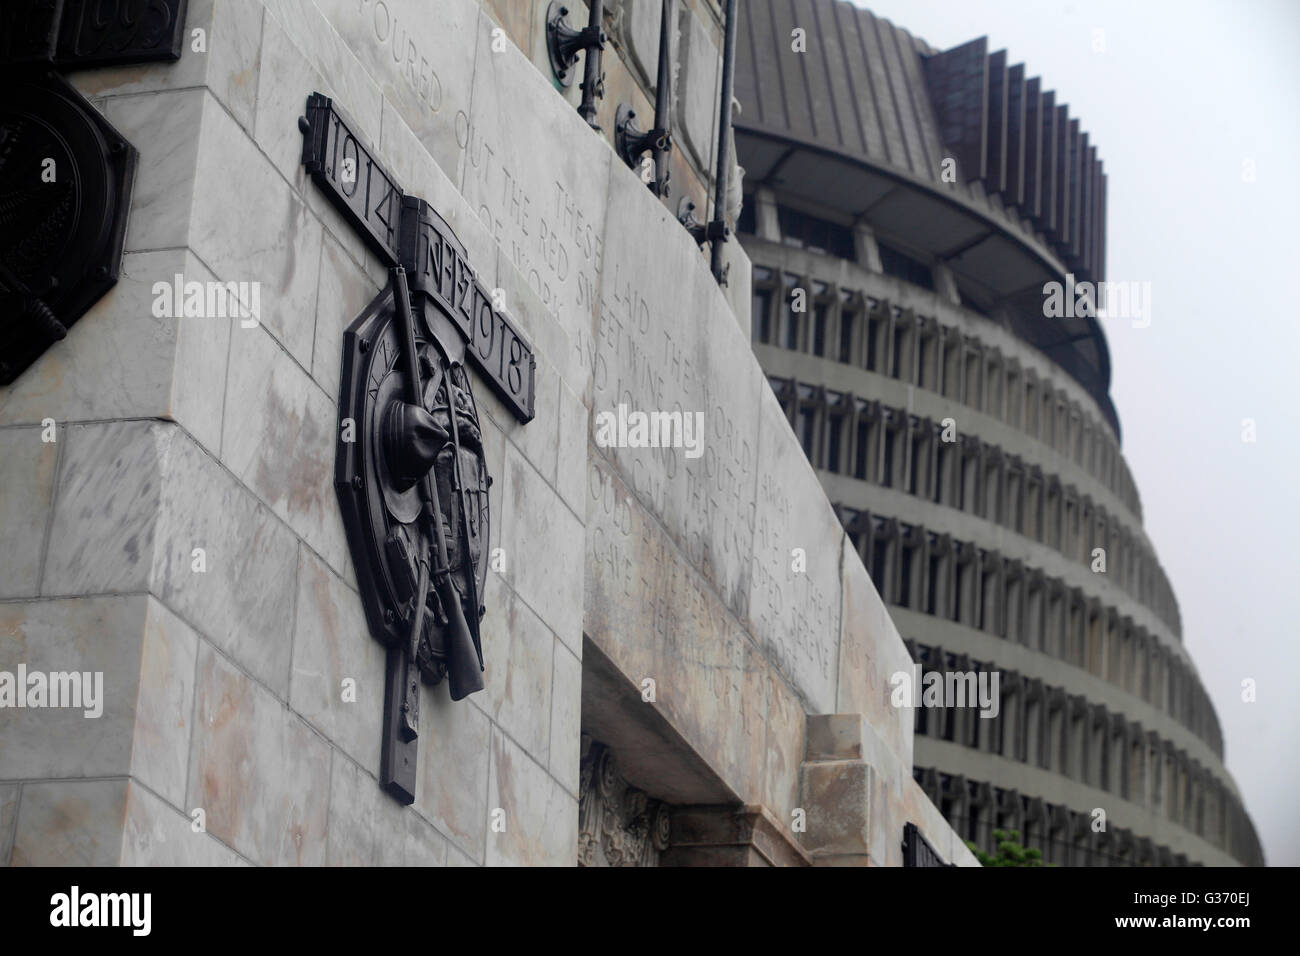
{"left": 733, "top": 0, "right": 1263, "bottom": 865}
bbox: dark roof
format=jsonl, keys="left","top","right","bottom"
{"left": 734, "top": 0, "right": 1118, "bottom": 436}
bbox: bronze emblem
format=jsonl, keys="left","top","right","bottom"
{"left": 302, "top": 93, "right": 534, "bottom": 804}
{"left": 336, "top": 269, "right": 491, "bottom": 803}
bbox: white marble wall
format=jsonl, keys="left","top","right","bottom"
{"left": 0, "top": 0, "right": 973, "bottom": 867}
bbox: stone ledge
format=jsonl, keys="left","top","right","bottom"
{"left": 663, "top": 803, "right": 812, "bottom": 867}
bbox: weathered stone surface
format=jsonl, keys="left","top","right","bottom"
{"left": 326, "top": 752, "right": 449, "bottom": 866}
{"left": 313, "top": 0, "right": 478, "bottom": 182}
{"left": 483, "top": 0, "right": 535, "bottom": 52}
{"left": 663, "top": 804, "right": 812, "bottom": 867}
{"left": 311, "top": 230, "right": 383, "bottom": 402}
{"left": 507, "top": 358, "right": 561, "bottom": 491}
{"left": 621, "top": 0, "right": 666, "bottom": 88}
{"left": 0, "top": 596, "right": 145, "bottom": 781}
{"left": 40, "top": 421, "right": 297, "bottom": 697}
{"left": 870, "top": 760, "right": 900, "bottom": 867}
{"left": 152, "top": 426, "right": 300, "bottom": 696}
{"left": 549, "top": 640, "right": 583, "bottom": 795}
{"left": 290, "top": 546, "right": 385, "bottom": 776}
{"left": 188, "top": 642, "right": 331, "bottom": 866}
{"left": 837, "top": 542, "right": 915, "bottom": 769}
{"left": 801, "top": 758, "right": 871, "bottom": 859}
{"left": 478, "top": 574, "right": 554, "bottom": 766}
{"left": 0, "top": 427, "right": 58, "bottom": 598}
{"left": 747, "top": 382, "right": 844, "bottom": 713}
{"left": 41, "top": 420, "right": 163, "bottom": 596}
{"left": 375, "top": 95, "right": 499, "bottom": 292}
{"left": 133, "top": 599, "right": 200, "bottom": 808}
{"left": 221, "top": 324, "right": 347, "bottom": 578}
{"left": 167, "top": 253, "right": 233, "bottom": 455}
{"left": 446, "top": 842, "right": 478, "bottom": 866}
{"left": 325, "top": 754, "right": 386, "bottom": 865}
{"left": 584, "top": 455, "right": 766, "bottom": 805}
{"left": 764, "top": 670, "right": 806, "bottom": 824}
{"left": 807, "top": 713, "right": 866, "bottom": 761}
{"left": 486, "top": 728, "right": 578, "bottom": 866}
{"left": 414, "top": 680, "right": 491, "bottom": 863}
{"left": 401, "top": 807, "right": 454, "bottom": 865}
{"left": 106, "top": 90, "right": 205, "bottom": 253}
{"left": 0, "top": 249, "right": 229, "bottom": 452}
{"left": 69, "top": 0, "right": 264, "bottom": 134}
{"left": 122, "top": 781, "right": 248, "bottom": 866}
{"left": 0, "top": 784, "right": 18, "bottom": 865}
{"left": 493, "top": 240, "right": 586, "bottom": 404}
{"left": 674, "top": 4, "right": 720, "bottom": 171}
{"left": 592, "top": 165, "right": 762, "bottom": 623}
{"left": 10, "top": 779, "right": 128, "bottom": 866}
{"left": 0, "top": 594, "right": 193, "bottom": 804}
{"left": 499, "top": 443, "right": 585, "bottom": 652}
{"left": 461, "top": 6, "right": 612, "bottom": 353}
{"left": 555, "top": 379, "right": 589, "bottom": 515}
{"left": 0, "top": 250, "right": 188, "bottom": 432}
{"left": 252, "top": 7, "right": 378, "bottom": 272}
{"left": 192, "top": 94, "right": 323, "bottom": 369}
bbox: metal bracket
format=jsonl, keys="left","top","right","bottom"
{"left": 678, "top": 197, "right": 727, "bottom": 247}
{"left": 546, "top": 1, "right": 605, "bottom": 88}
{"left": 615, "top": 104, "right": 670, "bottom": 187}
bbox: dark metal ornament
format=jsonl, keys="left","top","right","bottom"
{"left": 301, "top": 92, "right": 531, "bottom": 804}
{"left": 614, "top": 104, "right": 668, "bottom": 179}
{"left": 55, "top": 0, "right": 189, "bottom": 69}
{"left": 0, "top": 0, "right": 191, "bottom": 383}
{"left": 335, "top": 277, "right": 492, "bottom": 803}
{"left": 545, "top": 2, "right": 601, "bottom": 87}
{"left": 0, "top": 0, "right": 189, "bottom": 67}
{"left": 0, "top": 71, "right": 135, "bottom": 384}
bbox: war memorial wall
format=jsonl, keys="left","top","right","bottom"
{"left": 0, "top": 0, "right": 974, "bottom": 867}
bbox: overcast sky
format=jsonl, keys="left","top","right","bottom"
{"left": 848, "top": 0, "right": 1300, "bottom": 865}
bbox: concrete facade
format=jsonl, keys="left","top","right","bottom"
{"left": 0, "top": 0, "right": 973, "bottom": 867}
{"left": 733, "top": 0, "right": 1263, "bottom": 865}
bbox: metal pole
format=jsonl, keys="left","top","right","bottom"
{"left": 578, "top": 0, "right": 605, "bottom": 129}
{"left": 651, "top": 0, "right": 674, "bottom": 197}
{"left": 709, "top": 0, "right": 738, "bottom": 283}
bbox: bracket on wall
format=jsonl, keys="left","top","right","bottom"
{"left": 546, "top": 2, "right": 603, "bottom": 86}
{"left": 612, "top": 0, "right": 675, "bottom": 197}
{"left": 546, "top": 1, "right": 605, "bottom": 128}
{"left": 678, "top": 196, "right": 728, "bottom": 255}
{"left": 614, "top": 104, "right": 670, "bottom": 186}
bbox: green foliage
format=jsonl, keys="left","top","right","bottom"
{"left": 965, "top": 828, "right": 1048, "bottom": 867}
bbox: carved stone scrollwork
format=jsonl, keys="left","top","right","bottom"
{"left": 578, "top": 737, "right": 671, "bottom": 867}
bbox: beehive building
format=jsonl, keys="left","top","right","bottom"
{"left": 733, "top": 0, "right": 1263, "bottom": 865}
